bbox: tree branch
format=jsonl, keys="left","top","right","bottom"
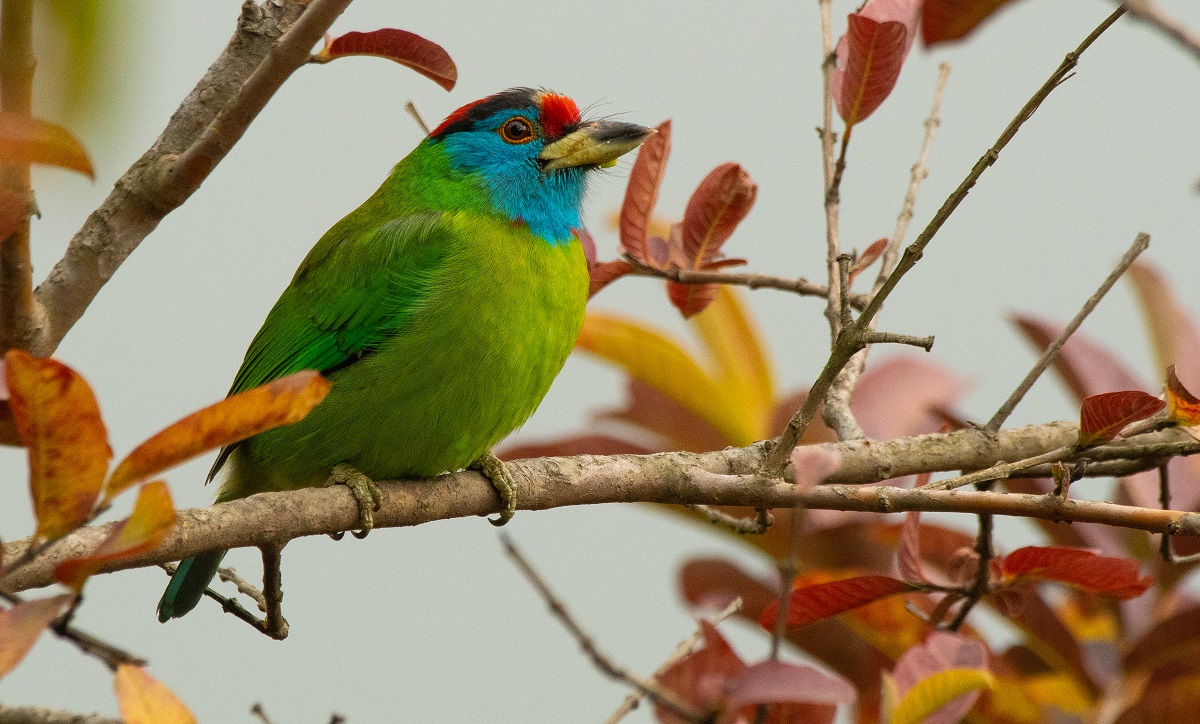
{"left": 5, "top": 421, "right": 1200, "bottom": 594}
{"left": 0, "top": 705, "right": 122, "bottom": 724}
{"left": 30, "top": 0, "right": 352, "bottom": 356}
{"left": 1120, "top": 0, "right": 1200, "bottom": 62}
{"left": 0, "top": 0, "right": 36, "bottom": 352}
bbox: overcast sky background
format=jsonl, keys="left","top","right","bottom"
{"left": 3, "top": 1, "right": 1199, "bottom": 721}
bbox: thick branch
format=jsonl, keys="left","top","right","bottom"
{"left": 30, "top": 0, "right": 351, "bottom": 355}
{"left": 5, "top": 422, "right": 1200, "bottom": 593}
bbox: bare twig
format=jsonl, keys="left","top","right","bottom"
{"left": 260, "top": 543, "right": 288, "bottom": 639}
{"left": 250, "top": 703, "right": 276, "bottom": 724}
{"left": 947, "top": 512, "right": 993, "bottom": 630}
{"left": 817, "top": 0, "right": 842, "bottom": 340}
{"left": 685, "top": 504, "right": 772, "bottom": 534}
{"left": 501, "top": 535, "right": 705, "bottom": 723}
{"left": 0, "top": 0, "right": 35, "bottom": 352}
{"left": 624, "top": 259, "right": 859, "bottom": 306}
{"left": 404, "top": 100, "right": 431, "bottom": 135}
{"left": 986, "top": 232, "right": 1150, "bottom": 432}
{"left": 606, "top": 598, "right": 743, "bottom": 723}
{"left": 217, "top": 565, "right": 268, "bottom": 612}
{"left": 0, "top": 589, "right": 145, "bottom": 670}
{"left": 763, "top": 8, "right": 1126, "bottom": 475}
{"left": 31, "top": 0, "right": 344, "bottom": 355}
{"left": 1120, "top": 0, "right": 1200, "bottom": 62}
{"left": 925, "top": 445, "right": 1076, "bottom": 492}
{"left": 822, "top": 65, "right": 951, "bottom": 441}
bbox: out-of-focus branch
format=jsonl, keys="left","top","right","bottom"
{"left": 0, "top": 705, "right": 123, "bottom": 724}
{"left": 1120, "top": 0, "right": 1200, "bottom": 62}
{"left": 30, "top": 0, "right": 352, "bottom": 356}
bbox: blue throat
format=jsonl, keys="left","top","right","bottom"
{"left": 435, "top": 108, "right": 587, "bottom": 244}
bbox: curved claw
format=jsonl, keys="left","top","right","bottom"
{"left": 472, "top": 451, "right": 517, "bottom": 526}
{"left": 324, "top": 463, "right": 382, "bottom": 538}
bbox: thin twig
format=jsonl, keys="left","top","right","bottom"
{"left": 404, "top": 100, "right": 431, "bottom": 135}
{"left": 1120, "top": 0, "right": 1200, "bottom": 62}
{"left": 624, "top": 259, "right": 859, "bottom": 306}
{"left": 925, "top": 445, "right": 1075, "bottom": 492}
{"left": 606, "top": 598, "right": 742, "bottom": 723}
{"left": 250, "top": 703, "right": 276, "bottom": 724}
{"left": 0, "top": 0, "right": 35, "bottom": 352}
{"left": 685, "top": 504, "right": 772, "bottom": 534}
{"left": 0, "top": 589, "right": 145, "bottom": 670}
{"left": 823, "top": 65, "right": 951, "bottom": 442}
{"left": 217, "top": 565, "right": 268, "bottom": 613}
{"left": 260, "top": 543, "right": 288, "bottom": 639}
{"left": 986, "top": 232, "right": 1150, "bottom": 431}
{"left": 501, "top": 534, "right": 705, "bottom": 723}
{"left": 818, "top": 0, "right": 842, "bottom": 340}
{"left": 947, "top": 512, "right": 993, "bottom": 631}
{"left": 0, "top": 705, "right": 123, "bottom": 724}
{"left": 762, "top": 8, "right": 1127, "bottom": 476}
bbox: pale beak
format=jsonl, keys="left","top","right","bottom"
{"left": 538, "top": 120, "right": 654, "bottom": 172}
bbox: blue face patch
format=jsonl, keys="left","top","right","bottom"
{"left": 438, "top": 107, "right": 587, "bottom": 244}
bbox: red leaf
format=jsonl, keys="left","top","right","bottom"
{"left": 588, "top": 259, "right": 632, "bottom": 298}
{"left": 760, "top": 575, "right": 917, "bottom": 630}
{"left": 897, "top": 511, "right": 928, "bottom": 584}
{"left": 312, "top": 29, "right": 457, "bottom": 91}
{"left": 668, "top": 279, "right": 719, "bottom": 319}
{"left": 1001, "top": 546, "right": 1152, "bottom": 599}
{"left": 833, "top": 15, "right": 910, "bottom": 126}
{"left": 0, "top": 593, "right": 74, "bottom": 679}
{"left": 619, "top": 120, "right": 671, "bottom": 264}
{"left": 1166, "top": 365, "right": 1200, "bottom": 426}
{"left": 922, "top": 0, "right": 1025, "bottom": 45}
{"left": 0, "top": 111, "right": 94, "bottom": 178}
{"left": 1077, "top": 390, "right": 1164, "bottom": 446}
{"left": 0, "top": 187, "right": 24, "bottom": 240}
{"left": 656, "top": 620, "right": 746, "bottom": 723}
{"left": 678, "top": 163, "right": 757, "bottom": 268}
{"left": 848, "top": 237, "right": 888, "bottom": 287}
{"left": 726, "top": 660, "right": 855, "bottom": 721}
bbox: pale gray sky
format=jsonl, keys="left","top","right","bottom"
{"left": 3, "top": 1, "right": 1199, "bottom": 722}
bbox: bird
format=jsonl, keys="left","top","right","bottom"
{"left": 157, "top": 88, "right": 651, "bottom": 621}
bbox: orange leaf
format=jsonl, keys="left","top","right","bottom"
{"left": 0, "top": 594, "right": 73, "bottom": 679}
{"left": 114, "top": 664, "right": 196, "bottom": 724}
{"left": 54, "top": 481, "right": 176, "bottom": 591}
{"left": 759, "top": 574, "right": 917, "bottom": 630}
{"left": 1077, "top": 390, "right": 1164, "bottom": 446}
{"left": 1166, "top": 365, "right": 1200, "bottom": 426}
{"left": 1001, "top": 546, "right": 1152, "bottom": 599}
{"left": 311, "top": 29, "right": 456, "bottom": 91}
{"left": 0, "top": 187, "right": 24, "bottom": 240}
{"left": 105, "top": 370, "right": 330, "bottom": 502}
{"left": 656, "top": 620, "right": 746, "bottom": 723}
{"left": 0, "top": 111, "right": 94, "bottom": 178}
{"left": 848, "top": 237, "right": 888, "bottom": 286}
{"left": 922, "top": 0, "right": 1025, "bottom": 45}
{"left": 678, "top": 163, "right": 757, "bottom": 268}
{"left": 6, "top": 351, "right": 111, "bottom": 540}
{"left": 619, "top": 119, "right": 671, "bottom": 265}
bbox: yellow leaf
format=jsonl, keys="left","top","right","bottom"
{"left": 0, "top": 594, "right": 74, "bottom": 679}
{"left": 105, "top": 370, "right": 331, "bottom": 502}
{"left": 54, "top": 481, "right": 176, "bottom": 591}
{"left": 691, "top": 286, "right": 775, "bottom": 440}
{"left": 114, "top": 664, "right": 196, "bottom": 724}
{"left": 576, "top": 312, "right": 749, "bottom": 443}
{"left": 0, "top": 111, "right": 94, "bottom": 178}
{"left": 6, "top": 350, "right": 111, "bottom": 540}
{"left": 1022, "top": 672, "right": 1091, "bottom": 715}
{"left": 891, "top": 668, "right": 995, "bottom": 724}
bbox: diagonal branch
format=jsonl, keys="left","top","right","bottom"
{"left": 30, "top": 0, "right": 352, "bottom": 356}
{"left": 1120, "top": 0, "right": 1200, "bottom": 62}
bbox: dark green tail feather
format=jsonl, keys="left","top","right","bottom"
{"left": 157, "top": 550, "right": 226, "bottom": 622}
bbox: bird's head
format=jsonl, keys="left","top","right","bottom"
{"left": 428, "top": 88, "right": 651, "bottom": 243}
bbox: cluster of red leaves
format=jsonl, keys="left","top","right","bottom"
{"left": 586, "top": 120, "right": 758, "bottom": 318}
{"left": 0, "top": 350, "right": 331, "bottom": 718}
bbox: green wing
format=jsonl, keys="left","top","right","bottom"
{"left": 208, "top": 211, "right": 452, "bottom": 480}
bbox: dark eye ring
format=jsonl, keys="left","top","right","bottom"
{"left": 499, "top": 117, "right": 535, "bottom": 144}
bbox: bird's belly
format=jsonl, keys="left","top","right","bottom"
{"left": 231, "top": 239, "right": 587, "bottom": 492}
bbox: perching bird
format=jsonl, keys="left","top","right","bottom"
{"left": 157, "top": 88, "right": 651, "bottom": 621}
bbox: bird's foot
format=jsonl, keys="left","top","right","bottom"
{"left": 471, "top": 450, "right": 516, "bottom": 526}
{"left": 324, "top": 463, "right": 382, "bottom": 539}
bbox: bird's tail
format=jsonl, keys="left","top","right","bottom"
{"left": 157, "top": 549, "right": 226, "bottom": 622}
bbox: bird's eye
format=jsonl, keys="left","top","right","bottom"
{"left": 499, "top": 117, "right": 535, "bottom": 144}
